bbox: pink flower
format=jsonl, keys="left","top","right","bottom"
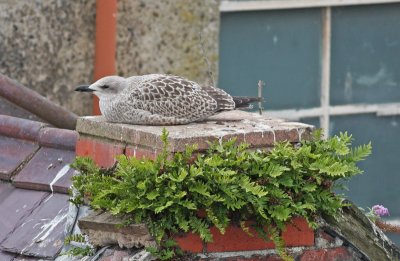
{"left": 372, "top": 205, "right": 390, "bottom": 217}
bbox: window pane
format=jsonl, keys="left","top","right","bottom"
{"left": 331, "top": 4, "right": 400, "bottom": 105}
{"left": 219, "top": 8, "right": 321, "bottom": 110}
{"left": 330, "top": 114, "right": 400, "bottom": 217}
{"left": 301, "top": 117, "right": 320, "bottom": 129}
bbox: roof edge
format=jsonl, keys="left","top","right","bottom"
{"left": 0, "top": 115, "right": 48, "bottom": 142}
{"left": 38, "top": 127, "right": 78, "bottom": 151}
{"left": 0, "top": 115, "right": 78, "bottom": 150}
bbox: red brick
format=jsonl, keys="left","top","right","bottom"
{"left": 174, "top": 232, "right": 204, "bottom": 253}
{"left": 282, "top": 217, "right": 314, "bottom": 247}
{"left": 243, "top": 130, "right": 275, "bottom": 148}
{"left": 125, "top": 145, "right": 156, "bottom": 160}
{"left": 301, "top": 247, "right": 353, "bottom": 261}
{"left": 75, "top": 138, "right": 91, "bottom": 157}
{"left": 76, "top": 137, "right": 125, "bottom": 168}
{"left": 317, "top": 229, "right": 336, "bottom": 245}
{"left": 300, "top": 249, "right": 327, "bottom": 261}
{"left": 38, "top": 127, "right": 78, "bottom": 151}
{"left": 206, "top": 218, "right": 313, "bottom": 252}
{"left": 274, "top": 128, "right": 299, "bottom": 143}
{"left": 207, "top": 224, "right": 275, "bottom": 252}
{"left": 172, "top": 135, "right": 218, "bottom": 152}
{"left": 325, "top": 247, "right": 353, "bottom": 261}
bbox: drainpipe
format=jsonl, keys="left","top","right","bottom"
{"left": 93, "top": 0, "right": 117, "bottom": 115}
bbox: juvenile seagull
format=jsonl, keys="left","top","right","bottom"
{"left": 75, "top": 74, "right": 260, "bottom": 125}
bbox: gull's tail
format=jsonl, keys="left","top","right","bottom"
{"left": 201, "top": 85, "right": 235, "bottom": 111}
{"left": 232, "top": 96, "right": 263, "bottom": 110}
{"left": 202, "top": 85, "right": 263, "bottom": 111}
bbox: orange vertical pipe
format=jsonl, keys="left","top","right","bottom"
{"left": 93, "top": 0, "right": 117, "bottom": 115}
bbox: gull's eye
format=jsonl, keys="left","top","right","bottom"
{"left": 100, "top": 85, "right": 109, "bottom": 89}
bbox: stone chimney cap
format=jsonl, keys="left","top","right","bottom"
{"left": 76, "top": 111, "right": 314, "bottom": 152}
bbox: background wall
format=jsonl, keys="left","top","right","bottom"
{"left": 0, "top": 0, "right": 220, "bottom": 116}
{"left": 116, "top": 0, "right": 220, "bottom": 87}
{"left": 0, "top": 0, "right": 96, "bottom": 115}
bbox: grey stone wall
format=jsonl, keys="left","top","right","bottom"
{"left": 0, "top": 0, "right": 220, "bottom": 115}
{"left": 116, "top": 0, "right": 220, "bottom": 86}
{"left": 0, "top": 0, "right": 96, "bottom": 116}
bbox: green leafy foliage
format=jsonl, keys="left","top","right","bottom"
{"left": 62, "top": 246, "right": 94, "bottom": 257}
{"left": 64, "top": 234, "right": 86, "bottom": 245}
{"left": 70, "top": 129, "right": 371, "bottom": 260}
{"left": 62, "top": 234, "right": 94, "bottom": 257}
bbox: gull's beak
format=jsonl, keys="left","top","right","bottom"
{"left": 75, "top": 85, "right": 94, "bottom": 92}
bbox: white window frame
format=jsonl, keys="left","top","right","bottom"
{"left": 220, "top": 0, "right": 400, "bottom": 12}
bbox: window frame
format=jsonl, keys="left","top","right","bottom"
{"left": 220, "top": 0, "right": 400, "bottom": 135}
{"left": 220, "top": 0, "right": 400, "bottom": 12}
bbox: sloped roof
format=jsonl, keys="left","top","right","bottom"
{"left": 0, "top": 115, "right": 77, "bottom": 260}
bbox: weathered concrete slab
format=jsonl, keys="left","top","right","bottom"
{"left": 1, "top": 193, "right": 71, "bottom": 259}
{"left": 322, "top": 201, "right": 400, "bottom": 261}
{"left": 13, "top": 147, "right": 75, "bottom": 194}
{"left": 76, "top": 112, "right": 314, "bottom": 152}
{"left": 98, "top": 248, "right": 133, "bottom": 261}
{"left": 78, "top": 211, "right": 155, "bottom": 248}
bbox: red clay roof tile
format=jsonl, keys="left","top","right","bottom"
{"left": 0, "top": 114, "right": 80, "bottom": 259}
{"left": 0, "top": 182, "right": 49, "bottom": 243}
{"left": 13, "top": 147, "right": 75, "bottom": 194}
{"left": 38, "top": 127, "right": 78, "bottom": 151}
{"left": 0, "top": 251, "right": 15, "bottom": 261}
{"left": 0, "top": 136, "right": 39, "bottom": 181}
{"left": 0, "top": 115, "right": 47, "bottom": 142}
{"left": 1, "top": 193, "right": 71, "bottom": 259}
{"left": 12, "top": 256, "right": 41, "bottom": 261}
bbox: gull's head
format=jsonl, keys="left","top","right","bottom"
{"left": 75, "top": 76, "right": 128, "bottom": 99}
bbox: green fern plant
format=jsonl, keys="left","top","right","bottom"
{"left": 62, "top": 234, "right": 94, "bottom": 257}
{"left": 70, "top": 129, "right": 371, "bottom": 260}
